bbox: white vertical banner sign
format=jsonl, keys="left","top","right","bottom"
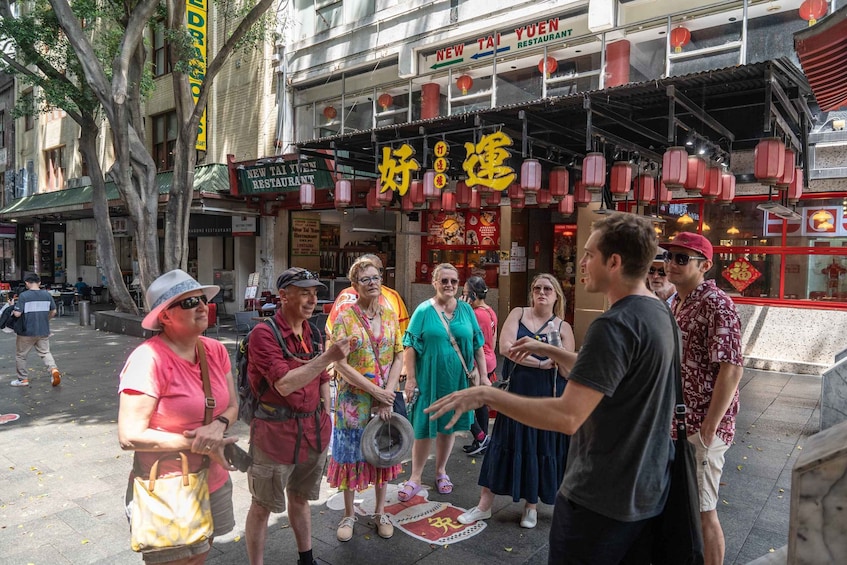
{"left": 187, "top": 0, "right": 207, "bottom": 151}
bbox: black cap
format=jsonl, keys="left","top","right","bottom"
{"left": 276, "top": 268, "right": 327, "bottom": 290}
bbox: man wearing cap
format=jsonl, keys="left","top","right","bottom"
{"left": 244, "top": 267, "right": 353, "bottom": 565}
{"left": 647, "top": 248, "right": 676, "bottom": 305}
{"left": 665, "top": 232, "right": 743, "bottom": 565}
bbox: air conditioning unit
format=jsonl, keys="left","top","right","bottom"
{"left": 66, "top": 176, "right": 91, "bottom": 189}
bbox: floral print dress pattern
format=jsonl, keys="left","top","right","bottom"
{"left": 326, "top": 305, "right": 404, "bottom": 491}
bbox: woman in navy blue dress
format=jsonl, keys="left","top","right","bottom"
{"left": 458, "top": 273, "right": 574, "bottom": 529}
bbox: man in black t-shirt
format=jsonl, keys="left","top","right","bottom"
{"left": 427, "top": 213, "right": 676, "bottom": 564}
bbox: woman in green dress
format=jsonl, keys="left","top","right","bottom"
{"left": 398, "top": 263, "right": 488, "bottom": 501}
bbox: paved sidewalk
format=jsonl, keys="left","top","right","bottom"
{"left": 0, "top": 314, "right": 821, "bottom": 564}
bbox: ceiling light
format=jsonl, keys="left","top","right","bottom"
{"left": 677, "top": 213, "right": 694, "bottom": 225}
{"left": 727, "top": 226, "right": 740, "bottom": 235}
{"left": 757, "top": 202, "right": 801, "bottom": 220}
{"left": 702, "top": 223, "right": 711, "bottom": 231}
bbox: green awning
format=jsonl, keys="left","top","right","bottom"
{"left": 0, "top": 164, "right": 230, "bottom": 219}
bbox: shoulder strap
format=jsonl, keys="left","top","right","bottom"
{"left": 431, "top": 299, "right": 472, "bottom": 379}
{"left": 666, "top": 305, "right": 687, "bottom": 435}
{"left": 196, "top": 340, "right": 214, "bottom": 425}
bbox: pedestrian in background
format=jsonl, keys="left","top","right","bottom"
{"left": 666, "top": 232, "right": 743, "bottom": 565}
{"left": 118, "top": 269, "right": 239, "bottom": 564}
{"left": 10, "top": 273, "right": 62, "bottom": 387}
{"left": 328, "top": 258, "right": 403, "bottom": 542}
{"left": 647, "top": 248, "right": 676, "bottom": 305}
{"left": 459, "top": 273, "right": 573, "bottom": 530}
{"left": 399, "top": 263, "right": 487, "bottom": 502}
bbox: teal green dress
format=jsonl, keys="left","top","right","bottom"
{"left": 403, "top": 299, "right": 483, "bottom": 438}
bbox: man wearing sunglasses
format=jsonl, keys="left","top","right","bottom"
{"left": 647, "top": 249, "right": 676, "bottom": 306}
{"left": 245, "top": 267, "right": 354, "bottom": 565}
{"left": 665, "top": 232, "right": 743, "bottom": 565}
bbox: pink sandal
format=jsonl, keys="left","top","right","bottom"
{"left": 397, "top": 480, "right": 422, "bottom": 502}
{"left": 435, "top": 473, "right": 453, "bottom": 495}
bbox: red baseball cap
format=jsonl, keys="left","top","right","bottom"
{"left": 667, "top": 232, "right": 713, "bottom": 261}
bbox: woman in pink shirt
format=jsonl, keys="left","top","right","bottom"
{"left": 118, "top": 270, "right": 239, "bottom": 564}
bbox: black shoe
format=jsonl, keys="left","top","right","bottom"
{"left": 463, "top": 439, "right": 481, "bottom": 454}
{"left": 297, "top": 560, "right": 317, "bottom": 565}
{"left": 466, "top": 436, "right": 490, "bottom": 456}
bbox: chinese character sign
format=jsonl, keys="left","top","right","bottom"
{"left": 379, "top": 144, "right": 420, "bottom": 195}
{"left": 722, "top": 257, "right": 761, "bottom": 293}
{"left": 462, "top": 131, "right": 516, "bottom": 191}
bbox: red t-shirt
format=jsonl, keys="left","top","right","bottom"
{"left": 247, "top": 311, "right": 331, "bottom": 464}
{"left": 473, "top": 305, "right": 498, "bottom": 375}
{"left": 119, "top": 336, "right": 232, "bottom": 492}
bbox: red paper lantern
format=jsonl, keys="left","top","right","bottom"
{"left": 609, "top": 161, "right": 633, "bottom": 195}
{"left": 549, "top": 167, "right": 569, "bottom": 201}
{"left": 684, "top": 155, "right": 707, "bottom": 196}
{"left": 409, "top": 179, "right": 425, "bottom": 206}
{"left": 670, "top": 26, "right": 691, "bottom": 53}
{"left": 582, "top": 153, "right": 606, "bottom": 192}
{"left": 423, "top": 170, "right": 439, "bottom": 200}
{"left": 702, "top": 166, "right": 723, "bottom": 199}
{"left": 635, "top": 175, "right": 655, "bottom": 206}
{"left": 508, "top": 184, "right": 525, "bottom": 201}
{"left": 521, "top": 159, "right": 542, "bottom": 192}
{"left": 754, "top": 138, "right": 786, "bottom": 184}
{"left": 376, "top": 179, "right": 393, "bottom": 207}
{"left": 718, "top": 173, "right": 736, "bottom": 204}
{"left": 456, "top": 75, "right": 473, "bottom": 95}
{"left": 441, "top": 191, "right": 456, "bottom": 212}
{"left": 323, "top": 106, "right": 337, "bottom": 120}
{"left": 334, "top": 178, "right": 351, "bottom": 209}
{"left": 536, "top": 190, "right": 553, "bottom": 208}
{"left": 456, "top": 181, "right": 472, "bottom": 207}
{"left": 469, "top": 189, "right": 481, "bottom": 211}
{"left": 787, "top": 167, "right": 804, "bottom": 204}
{"left": 401, "top": 194, "right": 414, "bottom": 212}
{"left": 299, "top": 183, "right": 315, "bottom": 209}
{"left": 574, "top": 181, "right": 592, "bottom": 207}
{"left": 799, "top": 0, "right": 827, "bottom": 26}
{"left": 377, "top": 93, "right": 393, "bottom": 110}
{"left": 367, "top": 187, "right": 380, "bottom": 212}
{"left": 538, "top": 56, "right": 558, "bottom": 78}
{"left": 485, "top": 190, "right": 501, "bottom": 207}
{"left": 775, "top": 149, "right": 796, "bottom": 190}
{"left": 558, "top": 194, "right": 575, "bottom": 215}
{"left": 511, "top": 195, "right": 525, "bottom": 209}
{"left": 662, "top": 146, "right": 688, "bottom": 189}
{"left": 429, "top": 198, "right": 441, "bottom": 211}
{"left": 657, "top": 180, "right": 672, "bottom": 204}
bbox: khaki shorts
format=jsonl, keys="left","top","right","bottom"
{"left": 687, "top": 431, "right": 730, "bottom": 512}
{"left": 126, "top": 476, "right": 234, "bottom": 564}
{"left": 247, "top": 444, "right": 326, "bottom": 513}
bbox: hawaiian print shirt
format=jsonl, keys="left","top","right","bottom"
{"left": 671, "top": 279, "right": 743, "bottom": 444}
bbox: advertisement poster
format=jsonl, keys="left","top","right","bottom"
{"left": 427, "top": 210, "right": 500, "bottom": 247}
{"left": 291, "top": 218, "right": 320, "bottom": 256}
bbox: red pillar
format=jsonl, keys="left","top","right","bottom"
{"left": 605, "top": 40, "right": 631, "bottom": 88}
{"left": 421, "top": 83, "right": 441, "bottom": 120}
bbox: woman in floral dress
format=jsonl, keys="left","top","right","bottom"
{"left": 327, "top": 257, "right": 403, "bottom": 542}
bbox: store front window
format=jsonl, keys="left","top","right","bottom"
{"left": 419, "top": 210, "right": 500, "bottom": 288}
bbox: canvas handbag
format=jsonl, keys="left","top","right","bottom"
{"left": 652, "top": 307, "right": 705, "bottom": 565}
{"left": 129, "top": 341, "right": 215, "bottom": 552}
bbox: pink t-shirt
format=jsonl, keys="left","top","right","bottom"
{"left": 119, "top": 335, "right": 232, "bottom": 492}
{"left": 474, "top": 305, "right": 498, "bottom": 375}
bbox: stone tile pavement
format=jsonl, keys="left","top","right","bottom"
{"left": 0, "top": 313, "right": 822, "bottom": 564}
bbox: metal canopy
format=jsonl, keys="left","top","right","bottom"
{"left": 298, "top": 59, "right": 812, "bottom": 178}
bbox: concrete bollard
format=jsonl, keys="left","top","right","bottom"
{"left": 78, "top": 300, "right": 91, "bottom": 326}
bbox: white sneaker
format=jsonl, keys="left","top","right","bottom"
{"left": 520, "top": 507, "right": 537, "bottom": 529}
{"left": 458, "top": 506, "right": 491, "bottom": 524}
{"left": 10, "top": 378, "right": 29, "bottom": 387}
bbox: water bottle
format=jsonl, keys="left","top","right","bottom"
{"left": 547, "top": 321, "right": 562, "bottom": 348}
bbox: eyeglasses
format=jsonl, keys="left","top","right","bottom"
{"left": 169, "top": 295, "right": 209, "bottom": 310}
{"left": 440, "top": 278, "right": 459, "bottom": 286}
{"left": 358, "top": 275, "right": 382, "bottom": 286}
{"left": 532, "top": 285, "right": 555, "bottom": 294}
{"left": 648, "top": 267, "right": 667, "bottom": 277}
{"left": 664, "top": 251, "right": 707, "bottom": 266}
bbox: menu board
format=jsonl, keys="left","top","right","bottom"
{"left": 291, "top": 218, "right": 320, "bottom": 256}
{"left": 427, "top": 210, "right": 500, "bottom": 247}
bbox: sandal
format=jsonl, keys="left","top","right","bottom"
{"left": 435, "top": 473, "right": 453, "bottom": 495}
{"left": 397, "top": 480, "right": 422, "bottom": 502}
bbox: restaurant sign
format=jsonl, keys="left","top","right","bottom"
{"left": 234, "top": 158, "right": 333, "bottom": 196}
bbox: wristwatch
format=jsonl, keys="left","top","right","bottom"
{"left": 216, "top": 415, "right": 230, "bottom": 428}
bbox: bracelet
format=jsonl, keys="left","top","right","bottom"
{"left": 216, "top": 415, "right": 230, "bottom": 428}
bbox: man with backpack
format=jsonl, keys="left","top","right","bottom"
{"left": 244, "top": 267, "right": 353, "bottom": 565}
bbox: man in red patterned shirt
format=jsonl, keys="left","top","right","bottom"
{"left": 665, "top": 232, "right": 743, "bottom": 565}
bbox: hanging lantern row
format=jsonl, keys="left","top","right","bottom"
{"left": 538, "top": 56, "right": 558, "bottom": 78}
{"left": 799, "top": 0, "right": 827, "bottom": 26}
{"left": 670, "top": 26, "right": 691, "bottom": 53}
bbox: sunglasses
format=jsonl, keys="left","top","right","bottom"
{"left": 440, "top": 278, "right": 459, "bottom": 286}
{"left": 648, "top": 267, "right": 667, "bottom": 277}
{"left": 277, "top": 269, "right": 319, "bottom": 288}
{"left": 532, "top": 285, "right": 555, "bottom": 294}
{"left": 664, "top": 251, "right": 707, "bottom": 266}
{"left": 169, "top": 294, "right": 209, "bottom": 310}
{"left": 358, "top": 275, "right": 382, "bottom": 285}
